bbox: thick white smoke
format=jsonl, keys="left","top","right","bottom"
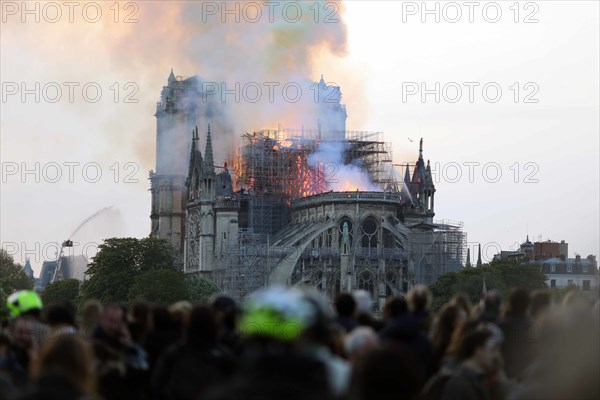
{"left": 307, "top": 141, "right": 381, "bottom": 192}
{"left": 102, "top": 1, "right": 352, "bottom": 166}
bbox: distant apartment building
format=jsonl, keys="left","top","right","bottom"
{"left": 493, "top": 235, "right": 535, "bottom": 262}
{"left": 541, "top": 255, "right": 598, "bottom": 292}
{"left": 534, "top": 240, "right": 568, "bottom": 261}
{"left": 494, "top": 237, "right": 569, "bottom": 263}
{"left": 494, "top": 237, "right": 598, "bottom": 293}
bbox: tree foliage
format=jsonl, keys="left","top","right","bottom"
{"left": 429, "top": 261, "right": 548, "bottom": 310}
{"left": 78, "top": 237, "right": 176, "bottom": 304}
{"left": 41, "top": 279, "right": 80, "bottom": 306}
{"left": 1, "top": 249, "right": 33, "bottom": 315}
{"left": 185, "top": 274, "right": 221, "bottom": 304}
{"left": 128, "top": 269, "right": 188, "bottom": 305}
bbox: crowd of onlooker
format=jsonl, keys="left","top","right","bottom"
{"left": 0, "top": 285, "right": 598, "bottom": 400}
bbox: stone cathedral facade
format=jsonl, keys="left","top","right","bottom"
{"left": 150, "top": 70, "right": 466, "bottom": 303}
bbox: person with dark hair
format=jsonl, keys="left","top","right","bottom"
{"left": 477, "top": 291, "right": 502, "bottom": 325}
{"left": 450, "top": 294, "right": 472, "bottom": 318}
{"left": 151, "top": 306, "right": 234, "bottom": 400}
{"left": 212, "top": 295, "right": 241, "bottom": 354}
{"left": 92, "top": 303, "right": 148, "bottom": 399}
{"left": 144, "top": 306, "right": 181, "bottom": 373}
{"left": 351, "top": 345, "right": 425, "bottom": 400}
{"left": 43, "top": 303, "right": 77, "bottom": 337}
{"left": 431, "top": 304, "right": 465, "bottom": 374}
{"left": 16, "top": 335, "right": 97, "bottom": 400}
{"left": 407, "top": 285, "right": 433, "bottom": 332}
{"left": 424, "top": 319, "right": 493, "bottom": 400}
{"left": 382, "top": 296, "right": 408, "bottom": 322}
{"left": 0, "top": 332, "right": 23, "bottom": 398}
{"left": 128, "top": 300, "right": 150, "bottom": 344}
{"left": 441, "top": 328, "right": 498, "bottom": 400}
{"left": 379, "top": 297, "right": 431, "bottom": 377}
{"left": 499, "top": 288, "right": 533, "bottom": 381}
{"left": 301, "top": 295, "right": 351, "bottom": 397}
{"left": 80, "top": 300, "right": 103, "bottom": 339}
{"left": 333, "top": 293, "right": 358, "bottom": 333}
{"left": 529, "top": 290, "right": 551, "bottom": 319}
{"left": 44, "top": 304, "right": 76, "bottom": 327}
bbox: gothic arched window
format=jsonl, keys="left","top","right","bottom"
{"left": 357, "top": 270, "right": 375, "bottom": 297}
{"left": 361, "top": 216, "right": 378, "bottom": 249}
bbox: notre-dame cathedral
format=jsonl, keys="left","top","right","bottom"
{"left": 150, "top": 71, "right": 465, "bottom": 305}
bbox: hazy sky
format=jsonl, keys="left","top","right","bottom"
{"left": 1, "top": 1, "right": 598, "bottom": 274}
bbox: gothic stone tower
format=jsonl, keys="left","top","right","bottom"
{"left": 149, "top": 70, "right": 226, "bottom": 265}
{"left": 184, "top": 125, "right": 238, "bottom": 274}
{"left": 402, "top": 138, "right": 436, "bottom": 226}
{"left": 316, "top": 75, "right": 347, "bottom": 141}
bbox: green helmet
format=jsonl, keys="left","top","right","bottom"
{"left": 239, "top": 287, "right": 316, "bottom": 342}
{"left": 6, "top": 290, "right": 42, "bottom": 318}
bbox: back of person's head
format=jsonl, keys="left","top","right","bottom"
{"left": 212, "top": 295, "right": 237, "bottom": 315}
{"left": 80, "top": 299, "right": 102, "bottom": 331}
{"left": 432, "top": 304, "right": 459, "bottom": 348}
{"left": 129, "top": 301, "right": 150, "bottom": 343}
{"left": 504, "top": 288, "right": 530, "bottom": 317}
{"left": 43, "top": 303, "right": 76, "bottom": 327}
{"left": 187, "top": 306, "right": 218, "bottom": 346}
{"left": 30, "top": 334, "right": 95, "bottom": 395}
{"left": 344, "top": 326, "right": 379, "bottom": 362}
{"left": 530, "top": 290, "right": 552, "bottom": 318}
{"left": 151, "top": 305, "right": 174, "bottom": 330}
{"left": 169, "top": 300, "right": 193, "bottom": 327}
{"left": 483, "top": 291, "right": 502, "bottom": 316}
{"left": 383, "top": 297, "right": 408, "bottom": 320}
{"left": 407, "top": 285, "right": 431, "bottom": 312}
{"left": 334, "top": 293, "right": 356, "bottom": 317}
{"left": 213, "top": 296, "right": 239, "bottom": 333}
{"left": 352, "top": 345, "right": 425, "bottom": 400}
{"left": 456, "top": 327, "right": 492, "bottom": 362}
{"left": 352, "top": 290, "right": 374, "bottom": 315}
{"left": 131, "top": 300, "right": 150, "bottom": 326}
{"left": 446, "top": 319, "right": 483, "bottom": 358}
{"left": 299, "top": 295, "right": 331, "bottom": 346}
{"left": 450, "top": 293, "right": 472, "bottom": 317}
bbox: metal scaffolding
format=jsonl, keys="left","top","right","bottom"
{"left": 212, "top": 229, "right": 266, "bottom": 302}
{"left": 345, "top": 130, "right": 395, "bottom": 189}
{"left": 410, "top": 220, "right": 467, "bottom": 285}
{"left": 235, "top": 129, "right": 396, "bottom": 200}
{"left": 209, "top": 128, "right": 466, "bottom": 301}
